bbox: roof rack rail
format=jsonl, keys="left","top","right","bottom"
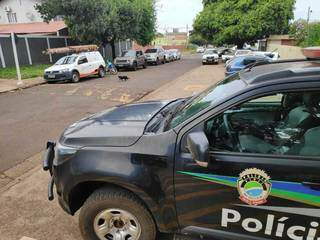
{"left": 245, "top": 58, "right": 318, "bottom": 71}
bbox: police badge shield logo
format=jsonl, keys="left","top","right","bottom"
{"left": 237, "top": 168, "right": 272, "bottom": 206}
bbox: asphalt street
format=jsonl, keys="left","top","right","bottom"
{"left": 0, "top": 54, "right": 201, "bottom": 172}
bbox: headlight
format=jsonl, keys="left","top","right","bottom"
{"left": 54, "top": 143, "right": 78, "bottom": 165}
{"left": 59, "top": 69, "right": 69, "bottom": 73}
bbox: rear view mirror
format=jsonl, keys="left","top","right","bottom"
{"left": 187, "top": 132, "right": 210, "bottom": 167}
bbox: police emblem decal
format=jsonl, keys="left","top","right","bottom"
{"left": 237, "top": 168, "right": 272, "bottom": 206}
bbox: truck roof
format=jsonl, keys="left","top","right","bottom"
{"left": 240, "top": 60, "right": 320, "bottom": 85}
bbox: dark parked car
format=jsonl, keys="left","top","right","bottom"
{"left": 44, "top": 59, "right": 320, "bottom": 240}
{"left": 226, "top": 55, "right": 272, "bottom": 76}
{"left": 114, "top": 50, "right": 147, "bottom": 71}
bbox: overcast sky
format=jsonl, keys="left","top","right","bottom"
{"left": 156, "top": 0, "right": 320, "bottom": 32}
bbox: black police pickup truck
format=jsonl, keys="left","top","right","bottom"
{"left": 44, "top": 59, "right": 320, "bottom": 240}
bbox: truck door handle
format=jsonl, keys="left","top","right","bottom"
{"left": 302, "top": 182, "right": 320, "bottom": 190}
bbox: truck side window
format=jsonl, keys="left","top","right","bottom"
{"left": 78, "top": 57, "right": 88, "bottom": 65}
{"left": 204, "top": 91, "right": 320, "bottom": 157}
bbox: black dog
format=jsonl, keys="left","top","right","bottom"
{"left": 118, "top": 75, "right": 129, "bottom": 81}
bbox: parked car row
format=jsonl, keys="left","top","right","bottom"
{"left": 44, "top": 47, "right": 182, "bottom": 83}
{"left": 198, "top": 46, "right": 280, "bottom": 76}
{"left": 115, "top": 47, "right": 182, "bottom": 70}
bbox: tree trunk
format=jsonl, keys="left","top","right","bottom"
{"left": 111, "top": 39, "right": 116, "bottom": 60}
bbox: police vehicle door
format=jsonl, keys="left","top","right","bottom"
{"left": 175, "top": 90, "right": 320, "bottom": 240}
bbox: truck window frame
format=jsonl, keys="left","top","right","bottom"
{"left": 175, "top": 81, "right": 320, "bottom": 164}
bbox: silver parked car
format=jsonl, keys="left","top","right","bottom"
{"left": 114, "top": 50, "right": 147, "bottom": 71}
{"left": 169, "top": 49, "right": 182, "bottom": 60}
{"left": 145, "top": 47, "right": 166, "bottom": 65}
{"left": 164, "top": 50, "right": 174, "bottom": 62}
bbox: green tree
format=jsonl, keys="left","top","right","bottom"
{"left": 36, "top": 0, "right": 156, "bottom": 58}
{"left": 303, "top": 22, "right": 320, "bottom": 47}
{"left": 290, "top": 20, "right": 320, "bottom": 47}
{"left": 194, "top": 0, "right": 295, "bottom": 48}
{"left": 289, "top": 19, "right": 308, "bottom": 46}
{"left": 189, "top": 33, "right": 208, "bottom": 46}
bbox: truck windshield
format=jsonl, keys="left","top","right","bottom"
{"left": 122, "top": 50, "right": 136, "bottom": 57}
{"left": 204, "top": 49, "right": 217, "bottom": 54}
{"left": 55, "top": 56, "right": 77, "bottom": 65}
{"left": 169, "top": 73, "right": 246, "bottom": 129}
{"left": 145, "top": 49, "right": 157, "bottom": 53}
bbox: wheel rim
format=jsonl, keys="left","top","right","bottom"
{"left": 94, "top": 208, "right": 141, "bottom": 240}
{"left": 73, "top": 73, "right": 79, "bottom": 82}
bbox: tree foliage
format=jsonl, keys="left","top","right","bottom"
{"left": 194, "top": 0, "right": 295, "bottom": 47}
{"left": 289, "top": 19, "right": 308, "bottom": 46}
{"left": 189, "top": 33, "right": 208, "bottom": 46}
{"left": 36, "top": 0, "right": 156, "bottom": 57}
{"left": 290, "top": 20, "right": 320, "bottom": 47}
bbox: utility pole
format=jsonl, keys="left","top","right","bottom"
{"left": 186, "top": 24, "right": 189, "bottom": 47}
{"left": 307, "top": 6, "right": 313, "bottom": 46}
{"left": 11, "top": 32, "right": 23, "bottom": 86}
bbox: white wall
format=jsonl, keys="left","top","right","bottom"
{"left": 0, "top": 0, "right": 42, "bottom": 24}
{"left": 267, "top": 43, "right": 305, "bottom": 59}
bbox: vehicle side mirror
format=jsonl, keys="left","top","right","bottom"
{"left": 187, "top": 132, "right": 210, "bottom": 168}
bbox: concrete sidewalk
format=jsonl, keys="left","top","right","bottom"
{"left": 0, "top": 64, "right": 225, "bottom": 240}
{"left": 0, "top": 77, "right": 45, "bottom": 94}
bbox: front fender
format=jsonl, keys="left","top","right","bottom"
{"left": 55, "top": 148, "right": 178, "bottom": 233}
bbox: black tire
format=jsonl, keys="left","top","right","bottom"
{"left": 133, "top": 62, "right": 138, "bottom": 71}
{"left": 79, "top": 187, "right": 156, "bottom": 240}
{"left": 71, "top": 71, "right": 80, "bottom": 83}
{"left": 98, "top": 67, "right": 106, "bottom": 78}
{"left": 162, "top": 58, "right": 166, "bottom": 64}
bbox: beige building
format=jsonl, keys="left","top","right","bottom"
{"left": 0, "top": 0, "right": 42, "bottom": 24}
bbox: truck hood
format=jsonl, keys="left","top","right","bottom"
{"left": 145, "top": 53, "right": 157, "bottom": 57}
{"left": 60, "top": 101, "right": 170, "bottom": 147}
{"left": 45, "top": 64, "right": 74, "bottom": 72}
{"left": 203, "top": 54, "right": 219, "bottom": 59}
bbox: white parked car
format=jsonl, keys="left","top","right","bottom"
{"left": 221, "top": 49, "right": 235, "bottom": 62}
{"left": 44, "top": 51, "right": 106, "bottom": 83}
{"left": 234, "top": 49, "right": 252, "bottom": 57}
{"left": 164, "top": 50, "right": 174, "bottom": 62}
{"left": 253, "top": 51, "right": 280, "bottom": 60}
{"left": 202, "top": 49, "right": 219, "bottom": 64}
{"left": 145, "top": 47, "right": 166, "bottom": 65}
{"left": 169, "top": 49, "right": 182, "bottom": 60}
{"left": 196, "top": 46, "right": 205, "bottom": 53}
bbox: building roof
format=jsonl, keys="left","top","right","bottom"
{"left": 0, "top": 21, "right": 66, "bottom": 35}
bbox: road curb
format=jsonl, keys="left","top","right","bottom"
{"left": 0, "top": 80, "right": 46, "bottom": 94}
